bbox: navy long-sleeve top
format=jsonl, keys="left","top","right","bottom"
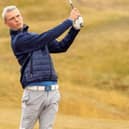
{"left": 10, "top": 19, "right": 80, "bottom": 88}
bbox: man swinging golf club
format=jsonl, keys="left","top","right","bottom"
{"left": 2, "top": 3, "right": 84, "bottom": 129}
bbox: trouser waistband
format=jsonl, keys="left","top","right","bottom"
{"left": 25, "top": 84, "right": 59, "bottom": 91}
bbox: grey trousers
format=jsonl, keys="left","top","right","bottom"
{"left": 19, "top": 88, "right": 60, "bottom": 129}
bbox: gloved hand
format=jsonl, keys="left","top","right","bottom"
{"left": 73, "top": 16, "right": 84, "bottom": 30}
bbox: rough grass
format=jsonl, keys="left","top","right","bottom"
{"left": 1, "top": 108, "right": 129, "bottom": 129}
{"left": 0, "top": 0, "right": 129, "bottom": 128}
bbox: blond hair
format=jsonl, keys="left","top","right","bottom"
{"left": 2, "top": 5, "right": 18, "bottom": 21}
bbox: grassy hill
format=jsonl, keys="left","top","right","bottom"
{"left": 0, "top": 0, "right": 129, "bottom": 129}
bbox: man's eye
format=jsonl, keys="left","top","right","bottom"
{"left": 9, "top": 17, "right": 15, "bottom": 21}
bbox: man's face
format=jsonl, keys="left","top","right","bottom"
{"left": 5, "top": 9, "right": 24, "bottom": 30}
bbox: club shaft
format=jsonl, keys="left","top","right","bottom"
{"left": 69, "top": 0, "right": 74, "bottom": 9}
{"left": 70, "top": 3, "right": 74, "bottom": 9}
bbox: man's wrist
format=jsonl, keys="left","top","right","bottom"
{"left": 68, "top": 17, "right": 74, "bottom": 22}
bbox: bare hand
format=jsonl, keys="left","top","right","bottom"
{"left": 69, "top": 8, "right": 80, "bottom": 21}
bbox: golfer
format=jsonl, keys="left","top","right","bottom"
{"left": 2, "top": 5, "right": 83, "bottom": 129}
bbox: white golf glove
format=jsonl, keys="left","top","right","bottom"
{"left": 73, "top": 16, "right": 84, "bottom": 30}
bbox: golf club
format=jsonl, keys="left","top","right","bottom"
{"left": 68, "top": 0, "right": 84, "bottom": 27}
{"left": 68, "top": 0, "right": 74, "bottom": 9}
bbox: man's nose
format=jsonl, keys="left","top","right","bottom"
{"left": 15, "top": 17, "right": 19, "bottom": 22}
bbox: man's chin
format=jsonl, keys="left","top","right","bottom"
{"left": 18, "top": 25, "right": 24, "bottom": 29}
{"left": 11, "top": 26, "right": 23, "bottom": 31}
{"left": 14, "top": 25, "right": 23, "bottom": 30}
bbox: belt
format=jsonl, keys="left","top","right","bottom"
{"left": 26, "top": 84, "right": 59, "bottom": 91}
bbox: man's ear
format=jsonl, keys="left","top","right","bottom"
{"left": 4, "top": 18, "right": 8, "bottom": 25}
{"left": 4, "top": 21, "right": 7, "bottom": 26}
{"left": 4, "top": 20, "right": 9, "bottom": 28}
